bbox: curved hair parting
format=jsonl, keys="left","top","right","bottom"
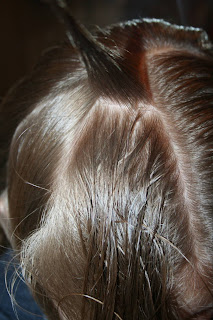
{"left": 47, "top": 0, "right": 146, "bottom": 101}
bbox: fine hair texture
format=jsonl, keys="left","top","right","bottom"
{"left": 0, "top": 5, "right": 213, "bottom": 320}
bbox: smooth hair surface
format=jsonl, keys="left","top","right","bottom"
{"left": 0, "top": 4, "right": 213, "bottom": 320}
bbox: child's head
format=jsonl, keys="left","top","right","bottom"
{"left": 0, "top": 3, "right": 213, "bottom": 319}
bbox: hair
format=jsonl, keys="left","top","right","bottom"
{"left": 0, "top": 1, "right": 213, "bottom": 319}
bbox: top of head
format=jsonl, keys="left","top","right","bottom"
{"left": 0, "top": 3, "right": 213, "bottom": 320}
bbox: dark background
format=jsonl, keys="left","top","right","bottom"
{"left": 0, "top": 0, "right": 213, "bottom": 99}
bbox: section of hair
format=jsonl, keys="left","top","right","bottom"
{"left": 3, "top": 17, "right": 213, "bottom": 320}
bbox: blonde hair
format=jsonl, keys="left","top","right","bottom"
{"left": 1, "top": 3, "right": 213, "bottom": 319}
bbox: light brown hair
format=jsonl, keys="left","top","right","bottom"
{"left": 0, "top": 3, "right": 213, "bottom": 319}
